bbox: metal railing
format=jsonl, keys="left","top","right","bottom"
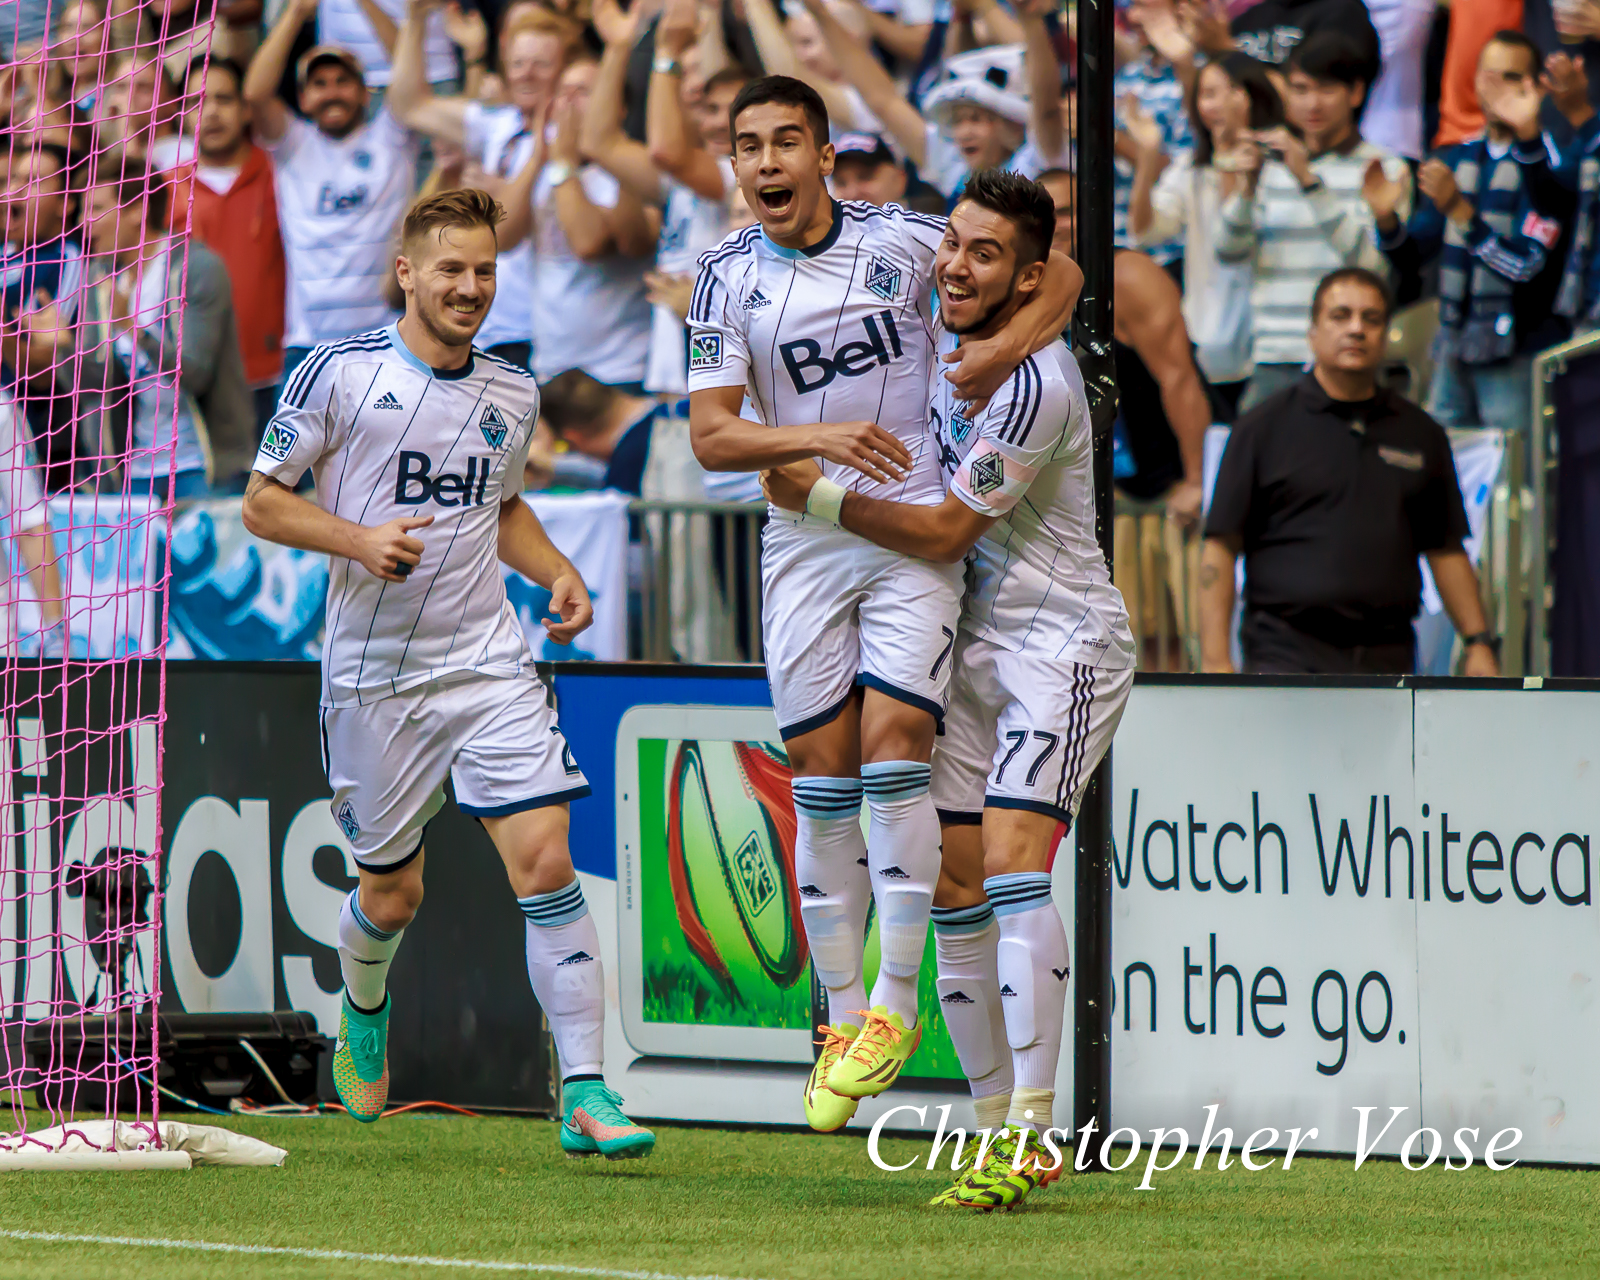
{"left": 629, "top": 500, "right": 765, "bottom": 663}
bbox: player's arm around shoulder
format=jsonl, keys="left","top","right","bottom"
{"left": 495, "top": 494, "right": 593, "bottom": 646}
{"left": 939, "top": 250, "right": 1083, "bottom": 403}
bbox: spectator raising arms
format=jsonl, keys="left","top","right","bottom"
{"left": 1112, "top": 0, "right": 1197, "bottom": 271}
{"left": 388, "top": 0, "right": 575, "bottom": 371}
{"left": 244, "top": 0, "right": 419, "bottom": 379}
{"left": 1218, "top": 31, "right": 1410, "bottom": 410}
{"left": 1130, "top": 50, "right": 1282, "bottom": 400}
{"left": 1370, "top": 31, "right": 1575, "bottom": 440}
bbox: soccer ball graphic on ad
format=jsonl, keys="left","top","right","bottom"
{"left": 666, "top": 739, "right": 808, "bottom": 1002}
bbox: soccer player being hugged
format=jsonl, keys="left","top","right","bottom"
{"left": 241, "top": 189, "right": 654, "bottom": 1161}
{"left": 764, "top": 170, "right": 1136, "bottom": 1210}
{"left": 688, "top": 76, "right": 1081, "bottom": 1133}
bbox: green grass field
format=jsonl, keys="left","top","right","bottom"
{"left": 0, "top": 1112, "right": 1596, "bottom": 1279}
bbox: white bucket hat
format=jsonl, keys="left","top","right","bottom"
{"left": 922, "top": 44, "right": 1031, "bottom": 129}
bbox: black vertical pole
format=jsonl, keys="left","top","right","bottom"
{"left": 1073, "top": 0, "right": 1117, "bottom": 1174}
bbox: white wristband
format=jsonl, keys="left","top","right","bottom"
{"left": 805, "top": 476, "right": 847, "bottom": 525}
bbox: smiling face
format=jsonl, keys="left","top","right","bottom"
{"left": 504, "top": 28, "right": 566, "bottom": 114}
{"left": 935, "top": 199, "right": 1042, "bottom": 338}
{"left": 398, "top": 222, "right": 499, "bottom": 349}
{"left": 948, "top": 102, "right": 1022, "bottom": 171}
{"left": 732, "top": 99, "right": 834, "bottom": 245}
{"left": 1195, "top": 62, "right": 1250, "bottom": 140}
{"left": 299, "top": 60, "right": 367, "bottom": 139}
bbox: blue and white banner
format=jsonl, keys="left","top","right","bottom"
{"left": 160, "top": 491, "right": 631, "bottom": 663}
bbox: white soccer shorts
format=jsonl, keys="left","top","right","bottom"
{"left": 760, "top": 516, "right": 964, "bottom": 740}
{"left": 320, "top": 671, "right": 590, "bottom": 871}
{"left": 931, "top": 634, "right": 1133, "bottom": 825}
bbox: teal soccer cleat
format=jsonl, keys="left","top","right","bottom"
{"left": 559, "top": 1080, "right": 656, "bottom": 1160}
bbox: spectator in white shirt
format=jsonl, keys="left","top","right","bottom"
{"left": 243, "top": 0, "right": 419, "bottom": 382}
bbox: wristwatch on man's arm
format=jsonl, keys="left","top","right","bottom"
{"left": 1462, "top": 630, "right": 1502, "bottom": 658}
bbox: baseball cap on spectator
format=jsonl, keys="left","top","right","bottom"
{"left": 833, "top": 132, "right": 897, "bottom": 168}
{"left": 296, "top": 45, "right": 365, "bottom": 88}
{"left": 831, "top": 132, "right": 908, "bottom": 206}
{"left": 922, "top": 44, "right": 1031, "bottom": 129}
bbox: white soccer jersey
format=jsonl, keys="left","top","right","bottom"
{"left": 647, "top": 164, "right": 732, "bottom": 394}
{"left": 252, "top": 325, "right": 540, "bottom": 708}
{"left": 687, "top": 200, "right": 948, "bottom": 507}
{"left": 463, "top": 101, "right": 538, "bottom": 353}
{"left": 930, "top": 332, "right": 1135, "bottom": 668}
{"left": 265, "top": 111, "right": 418, "bottom": 348}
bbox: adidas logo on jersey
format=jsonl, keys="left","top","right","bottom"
{"left": 941, "top": 990, "right": 975, "bottom": 1005}
{"left": 395, "top": 450, "right": 493, "bottom": 508}
{"left": 373, "top": 391, "right": 404, "bottom": 410}
{"left": 479, "top": 403, "right": 509, "bottom": 449}
{"left": 743, "top": 289, "right": 771, "bottom": 310}
{"left": 878, "top": 865, "right": 911, "bottom": 879}
{"left": 781, "top": 310, "right": 904, "bottom": 395}
{"left": 799, "top": 883, "right": 826, "bottom": 898}
{"left": 557, "top": 950, "right": 595, "bottom": 966}
{"left": 1000, "top": 984, "right": 1018, "bottom": 997}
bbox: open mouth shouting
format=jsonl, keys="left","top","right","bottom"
{"left": 757, "top": 183, "right": 795, "bottom": 218}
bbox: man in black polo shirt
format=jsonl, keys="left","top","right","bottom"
{"left": 1200, "top": 268, "right": 1502, "bottom": 676}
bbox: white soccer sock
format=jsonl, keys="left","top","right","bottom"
{"left": 791, "top": 776, "right": 871, "bottom": 1027}
{"left": 519, "top": 879, "right": 604, "bottom": 1080}
{"left": 986, "top": 872, "right": 1069, "bottom": 1104}
{"left": 861, "top": 760, "right": 939, "bottom": 1027}
{"left": 338, "top": 890, "right": 402, "bottom": 1013}
{"left": 931, "top": 901, "right": 1013, "bottom": 1114}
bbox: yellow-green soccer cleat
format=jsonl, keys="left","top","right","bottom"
{"left": 826, "top": 1007, "right": 923, "bottom": 1100}
{"left": 332, "top": 992, "right": 391, "bottom": 1123}
{"left": 560, "top": 1080, "right": 656, "bottom": 1160}
{"left": 951, "top": 1129, "right": 1065, "bottom": 1212}
{"left": 804, "top": 1023, "right": 861, "bottom": 1132}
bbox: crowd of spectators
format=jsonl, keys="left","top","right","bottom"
{"left": 2, "top": 0, "right": 1599, "bottom": 666}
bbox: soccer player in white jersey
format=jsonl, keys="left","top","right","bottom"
{"left": 241, "top": 189, "right": 654, "bottom": 1161}
{"left": 688, "top": 76, "right": 1080, "bottom": 1132}
{"left": 244, "top": 0, "right": 420, "bottom": 378}
{"left": 764, "top": 169, "right": 1135, "bottom": 1207}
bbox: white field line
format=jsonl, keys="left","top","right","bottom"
{"left": 0, "top": 1230, "right": 770, "bottom": 1280}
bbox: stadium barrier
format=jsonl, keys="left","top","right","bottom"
{"left": 1533, "top": 330, "right": 1600, "bottom": 676}
{"left": 8, "top": 661, "right": 1589, "bottom": 1157}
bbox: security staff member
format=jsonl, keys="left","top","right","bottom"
{"left": 1199, "top": 267, "right": 1502, "bottom": 677}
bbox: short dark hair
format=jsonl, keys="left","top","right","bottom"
{"left": 704, "top": 65, "right": 753, "bottom": 97}
{"left": 954, "top": 168, "right": 1055, "bottom": 267}
{"left": 1311, "top": 267, "right": 1392, "bottom": 321}
{"left": 539, "top": 367, "right": 615, "bottom": 436}
{"left": 728, "top": 75, "right": 830, "bottom": 150}
{"left": 89, "top": 157, "right": 169, "bottom": 228}
{"left": 1484, "top": 29, "right": 1543, "bottom": 77}
{"left": 1191, "top": 53, "right": 1284, "bottom": 168}
{"left": 198, "top": 57, "right": 245, "bottom": 94}
{"left": 1287, "top": 31, "right": 1369, "bottom": 90}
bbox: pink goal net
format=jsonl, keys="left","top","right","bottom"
{"left": 0, "top": 0, "right": 202, "bottom": 1150}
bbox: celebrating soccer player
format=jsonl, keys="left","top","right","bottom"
{"left": 764, "top": 169, "right": 1135, "bottom": 1209}
{"left": 687, "top": 76, "right": 1081, "bottom": 1134}
{"left": 241, "top": 189, "right": 654, "bottom": 1162}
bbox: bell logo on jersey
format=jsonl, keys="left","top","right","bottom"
{"left": 395, "top": 450, "right": 494, "bottom": 507}
{"left": 970, "top": 452, "right": 1004, "bottom": 496}
{"left": 863, "top": 255, "right": 902, "bottom": 302}
{"left": 316, "top": 182, "right": 370, "bottom": 216}
{"left": 479, "top": 403, "right": 509, "bottom": 450}
{"left": 689, "top": 331, "right": 723, "bottom": 370}
{"left": 780, "top": 310, "right": 904, "bottom": 394}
